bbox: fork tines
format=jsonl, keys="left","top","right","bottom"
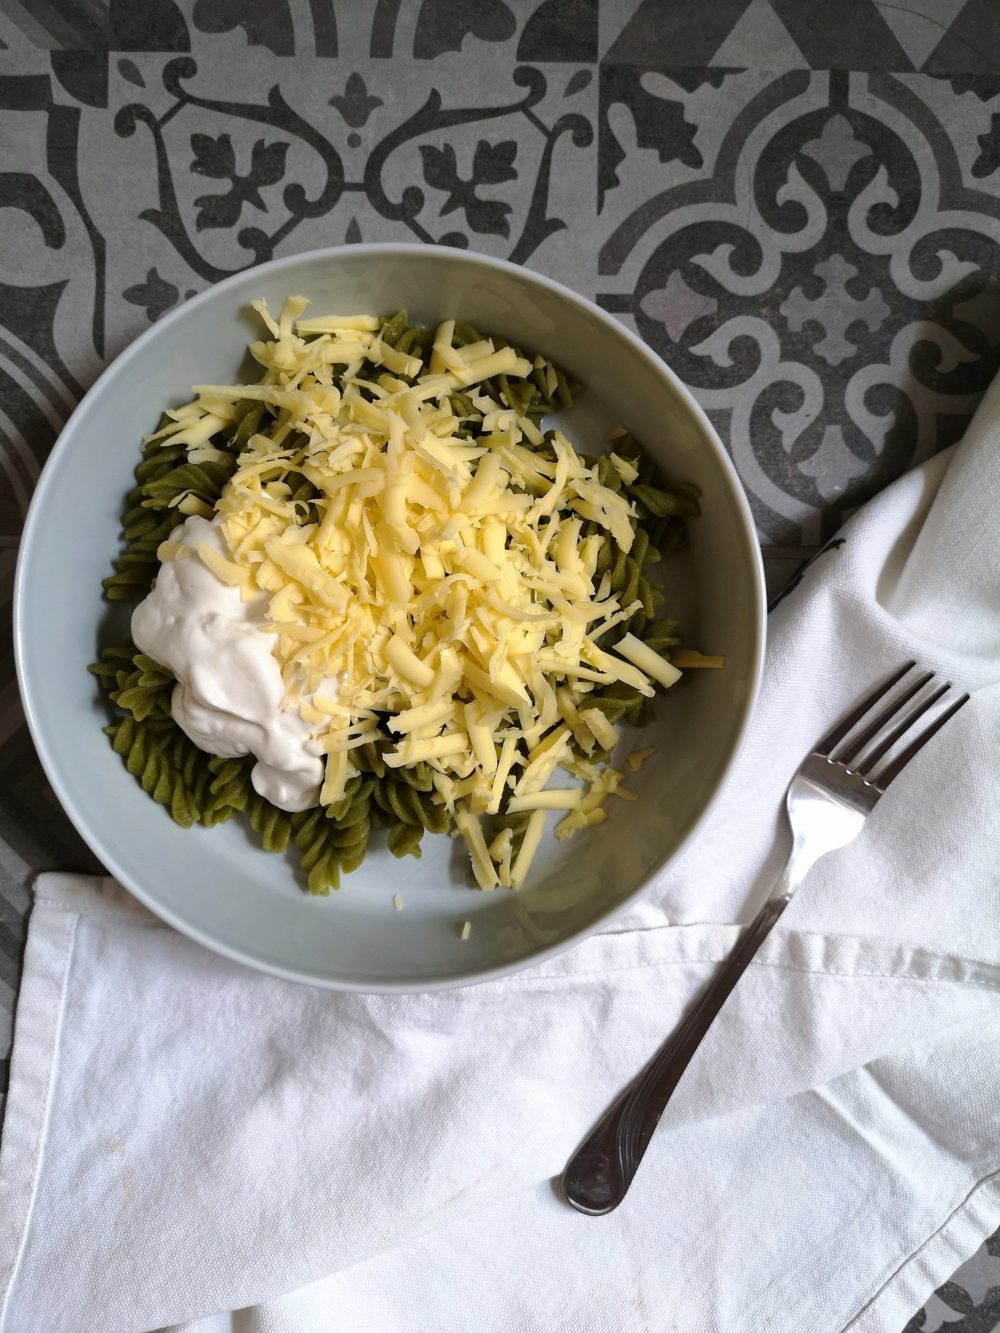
{"left": 815, "top": 663, "right": 970, "bottom": 790}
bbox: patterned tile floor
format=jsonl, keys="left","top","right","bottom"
{"left": 1, "top": 2, "right": 999, "bottom": 1327}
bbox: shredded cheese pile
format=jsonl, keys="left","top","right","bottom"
{"left": 152, "top": 298, "right": 686, "bottom": 890}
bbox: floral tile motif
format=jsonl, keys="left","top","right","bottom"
{"left": 1, "top": 9, "right": 1000, "bottom": 1326}
{"left": 596, "top": 67, "right": 1000, "bottom": 545}
{"left": 90, "top": 52, "right": 595, "bottom": 354}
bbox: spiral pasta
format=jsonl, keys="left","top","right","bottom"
{"left": 102, "top": 412, "right": 247, "bottom": 602}
{"left": 247, "top": 789, "right": 295, "bottom": 854}
{"left": 371, "top": 776, "right": 451, "bottom": 834}
{"left": 105, "top": 711, "right": 199, "bottom": 829}
{"left": 204, "top": 756, "right": 253, "bottom": 825}
{"left": 91, "top": 309, "right": 709, "bottom": 897}
{"left": 293, "top": 784, "right": 372, "bottom": 894}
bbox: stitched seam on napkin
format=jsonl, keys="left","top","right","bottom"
{"left": 0, "top": 913, "right": 78, "bottom": 1332}
{"left": 31, "top": 880, "right": 1000, "bottom": 987}
{"left": 33, "top": 899, "right": 176, "bottom": 927}
{"left": 749, "top": 964, "right": 1000, "bottom": 987}
{"left": 491, "top": 959, "right": 1000, "bottom": 987}
{"left": 34, "top": 879, "right": 160, "bottom": 926}
{"left": 25, "top": 900, "right": 1000, "bottom": 992}
{"left": 841, "top": 1163, "right": 1000, "bottom": 1331}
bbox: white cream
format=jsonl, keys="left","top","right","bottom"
{"left": 131, "top": 515, "right": 324, "bottom": 812}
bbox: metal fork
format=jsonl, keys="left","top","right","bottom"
{"left": 562, "top": 663, "right": 970, "bottom": 1216}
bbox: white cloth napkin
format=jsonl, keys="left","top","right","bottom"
{"left": 2, "top": 378, "right": 1000, "bottom": 1333}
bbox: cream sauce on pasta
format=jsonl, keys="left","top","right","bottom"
{"left": 131, "top": 514, "right": 324, "bottom": 812}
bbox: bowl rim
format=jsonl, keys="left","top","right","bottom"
{"left": 14, "top": 242, "right": 766, "bottom": 991}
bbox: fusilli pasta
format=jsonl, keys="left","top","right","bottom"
{"left": 91, "top": 309, "right": 704, "bottom": 895}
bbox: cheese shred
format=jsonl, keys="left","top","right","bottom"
{"left": 150, "top": 297, "right": 709, "bottom": 893}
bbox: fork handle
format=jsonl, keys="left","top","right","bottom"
{"left": 562, "top": 893, "right": 791, "bottom": 1215}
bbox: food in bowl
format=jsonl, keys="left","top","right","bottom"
{"left": 90, "top": 297, "right": 719, "bottom": 895}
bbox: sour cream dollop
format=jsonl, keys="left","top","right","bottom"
{"left": 131, "top": 515, "right": 324, "bottom": 812}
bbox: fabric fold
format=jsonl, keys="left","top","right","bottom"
{"left": 2, "top": 358, "right": 1000, "bottom": 1331}
{"left": 3, "top": 883, "right": 1000, "bottom": 1331}
{"left": 160, "top": 1016, "right": 1000, "bottom": 1333}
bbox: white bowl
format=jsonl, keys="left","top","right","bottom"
{"left": 15, "top": 244, "right": 765, "bottom": 990}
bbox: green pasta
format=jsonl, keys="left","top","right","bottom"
{"left": 247, "top": 789, "right": 295, "bottom": 854}
{"left": 204, "top": 756, "right": 253, "bottom": 824}
{"left": 371, "top": 775, "right": 451, "bottom": 834}
{"left": 292, "top": 786, "right": 372, "bottom": 893}
{"left": 387, "top": 820, "right": 424, "bottom": 859}
{"left": 91, "top": 308, "right": 705, "bottom": 895}
{"left": 102, "top": 416, "right": 243, "bottom": 602}
{"left": 104, "top": 712, "right": 199, "bottom": 829}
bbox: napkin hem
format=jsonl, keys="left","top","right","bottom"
{"left": 31, "top": 874, "right": 1000, "bottom": 993}
{"left": 4, "top": 889, "right": 996, "bottom": 1327}
{"left": 0, "top": 899, "right": 78, "bottom": 1332}
{"left": 35, "top": 872, "right": 159, "bottom": 926}
{"left": 843, "top": 1168, "right": 1000, "bottom": 1332}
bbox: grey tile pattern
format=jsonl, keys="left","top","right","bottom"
{"left": 0, "top": 2, "right": 998, "bottom": 1326}
{"left": 596, "top": 63, "right": 1000, "bottom": 545}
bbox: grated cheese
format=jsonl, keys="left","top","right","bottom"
{"left": 510, "top": 810, "right": 547, "bottom": 888}
{"left": 670, "top": 649, "right": 726, "bottom": 669}
{"left": 454, "top": 809, "right": 498, "bottom": 890}
{"left": 157, "top": 299, "right": 698, "bottom": 890}
{"left": 579, "top": 707, "right": 620, "bottom": 753}
{"left": 625, "top": 746, "right": 655, "bottom": 773}
{"left": 506, "top": 789, "right": 583, "bottom": 812}
{"left": 613, "top": 634, "right": 683, "bottom": 691}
